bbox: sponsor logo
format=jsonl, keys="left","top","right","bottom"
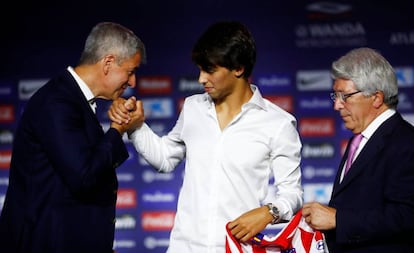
{"left": 142, "top": 98, "right": 174, "bottom": 119}
{"left": 295, "top": 22, "right": 366, "bottom": 48}
{"left": 299, "top": 118, "right": 335, "bottom": 137}
{"left": 299, "top": 97, "right": 332, "bottom": 110}
{"left": 395, "top": 67, "right": 414, "bottom": 87}
{"left": 390, "top": 31, "right": 414, "bottom": 45}
{"left": 302, "top": 143, "right": 335, "bottom": 158}
{"left": 0, "top": 105, "right": 14, "bottom": 123}
{"left": 117, "top": 172, "right": 135, "bottom": 183}
{"left": 141, "top": 211, "right": 175, "bottom": 231}
{"left": 306, "top": 2, "right": 352, "bottom": 16}
{"left": 317, "top": 240, "right": 327, "bottom": 251}
{"left": 296, "top": 22, "right": 365, "bottom": 37}
{"left": 256, "top": 74, "right": 291, "bottom": 89}
{"left": 303, "top": 183, "right": 333, "bottom": 204}
{"left": 0, "top": 129, "right": 13, "bottom": 145}
{"left": 302, "top": 165, "right": 336, "bottom": 179}
{"left": 115, "top": 214, "right": 136, "bottom": 229}
{"left": 142, "top": 191, "right": 175, "bottom": 203}
{"left": 138, "top": 76, "right": 172, "bottom": 94}
{"left": 178, "top": 77, "right": 203, "bottom": 92}
{"left": 144, "top": 236, "right": 170, "bottom": 250}
{"left": 265, "top": 95, "right": 293, "bottom": 113}
{"left": 18, "top": 79, "right": 47, "bottom": 100}
{"left": 116, "top": 189, "right": 137, "bottom": 208}
{"left": 296, "top": 70, "right": 332, "bottom": 91}
{"left": 0, "top": 150, "right": 12, "bottom": 169}
{"left": 142, "top": 169, "right": 174, "bottom": 183}
{"left": 113, "top": 239, "right": 136, "bottom": 249}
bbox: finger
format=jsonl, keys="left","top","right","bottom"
{"left": 136, "top": 100, "right": 145, "bottom": 116}
{"left": 240, "top": 232, "right": 253, "bottom": 242}
{"left": 113, "top": 102, "right": 133, "bottom": 123}
{"left": 108, "top": 108, "right": 121, "bottom": 124}
{"left": 110, "top": 102, "right": 132, "bottom": 124}
{"left": 125, "top": 97, "right": 137, "bottom": 111}
{"left": 115, "top": 97, "right": 127, "bottom": 107}
{"left": 227, "top": 221, "right": 236, "bottom": 230}
{"left": 109, "top": 110, "right": 126, "bottom": 125}
{"left": 232, "top": 227, "right": 244, "bottom": 240}
{"left": 115, "top": 104, "right": 130, "bottom": 118}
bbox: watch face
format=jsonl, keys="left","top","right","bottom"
{"left": 267, "top": 204, "right": 280, "bottom": 225}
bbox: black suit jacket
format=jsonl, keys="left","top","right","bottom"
{"left": 327, "top": 112, "right": 414, "bottom": 253}
{"left": 0, "top": 70, "right": 128, "bottom": 253}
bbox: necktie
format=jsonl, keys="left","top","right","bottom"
{"left": 344, "top": 133, "right": 363, "bottom": 175}
{"left": 88, "top": 98, "right": 97, "bottom": 113}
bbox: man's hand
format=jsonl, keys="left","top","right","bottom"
{"left": 108, "top": 97, "right": 136, "bottom": 124}
{"left": 302, "top": 202, "right": 336, "bottom": 230}
{"left": 227, "top": 206, "right": 272, "bottom": 242}
{"left": 109, "top": 96, "right": 145, "bottom": 135}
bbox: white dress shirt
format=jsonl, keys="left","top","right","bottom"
{"left": 67, "top": 66, "right": 96, "bottom": 113}
{"left": 129, "top": 85, "right": 303, "bottom": 253}
{"left": 340, "top": 108, "right": 396, "bottom": 181}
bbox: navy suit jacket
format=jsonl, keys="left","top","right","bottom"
{"left": 326, "top": 112, "right": 414, "bottom": 253}
{"left": 0, "top": 70, "right": 129, "bottom": 253}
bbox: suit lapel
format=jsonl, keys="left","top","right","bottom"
{"left": 62, "top": 70, "right": 105, "bottom": 138}
{"left": 331, "top": 113, "right": 400, "bottom": 197}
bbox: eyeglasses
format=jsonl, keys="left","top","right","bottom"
{"left": 330, "top": 90, "right": 362, "bottom": 102}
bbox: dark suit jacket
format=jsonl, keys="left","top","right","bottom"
{"left": 326, "top": 112, "right": 414, "bottom": 253}
{"left": 0, "top": 70, "right": 129, "bottom": 253}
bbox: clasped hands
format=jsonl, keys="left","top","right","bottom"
{"left": 108, "top": 96, "right": 145, "bottom": 135}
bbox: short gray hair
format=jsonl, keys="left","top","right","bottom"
{"left": 331, "top": 47, "right": 398, "bottom": 108}
{"left": 79, "top": 22, "right": 146, "bottom": 65}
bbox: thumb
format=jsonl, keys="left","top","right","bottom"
{"left": 124, "top": 96, "right": 137, "bottom": 111}
{"left": 136, "top": 100, "right": 144, "bottom": 113}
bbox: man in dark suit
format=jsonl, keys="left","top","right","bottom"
{"left": 0, "top": 22, "right": 146, "bottom": 253}
{"left": 302, "top": 47, "right": 414, "bottom": 252}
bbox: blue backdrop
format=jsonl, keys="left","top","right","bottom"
{"left": 1, "top": 1, "right": 414, "bottom": 252}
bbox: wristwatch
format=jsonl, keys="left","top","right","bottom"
{"left": 266, "top": 203, "right": 280, "bottom": 224}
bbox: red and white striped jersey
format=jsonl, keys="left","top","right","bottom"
{"left": 225, "top": 209, "right": 329, "bottom": 253}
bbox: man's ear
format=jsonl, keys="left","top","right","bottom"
{"left": 234, "top": 67, "right": 245, "bottom": 78}
{"left": 102, "top": 54, "right": 116, "bottom": 75}
{"left": 372, "top": 91, "right": 385, "bottom": 108}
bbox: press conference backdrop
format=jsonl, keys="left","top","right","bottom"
{"left": 1, "top": 1, "right": 414, "bottom": 252}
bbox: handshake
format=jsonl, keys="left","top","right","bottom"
{"left": 108, "top": 96, "right": 145, "bottom": 135}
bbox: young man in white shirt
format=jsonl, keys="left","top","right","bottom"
{"left": 110, "top": 21, "right": 303, "bottom": 253}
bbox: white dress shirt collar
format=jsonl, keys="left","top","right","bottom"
{"left": 67, "top": 66, "right": 96, "bottom": 112}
